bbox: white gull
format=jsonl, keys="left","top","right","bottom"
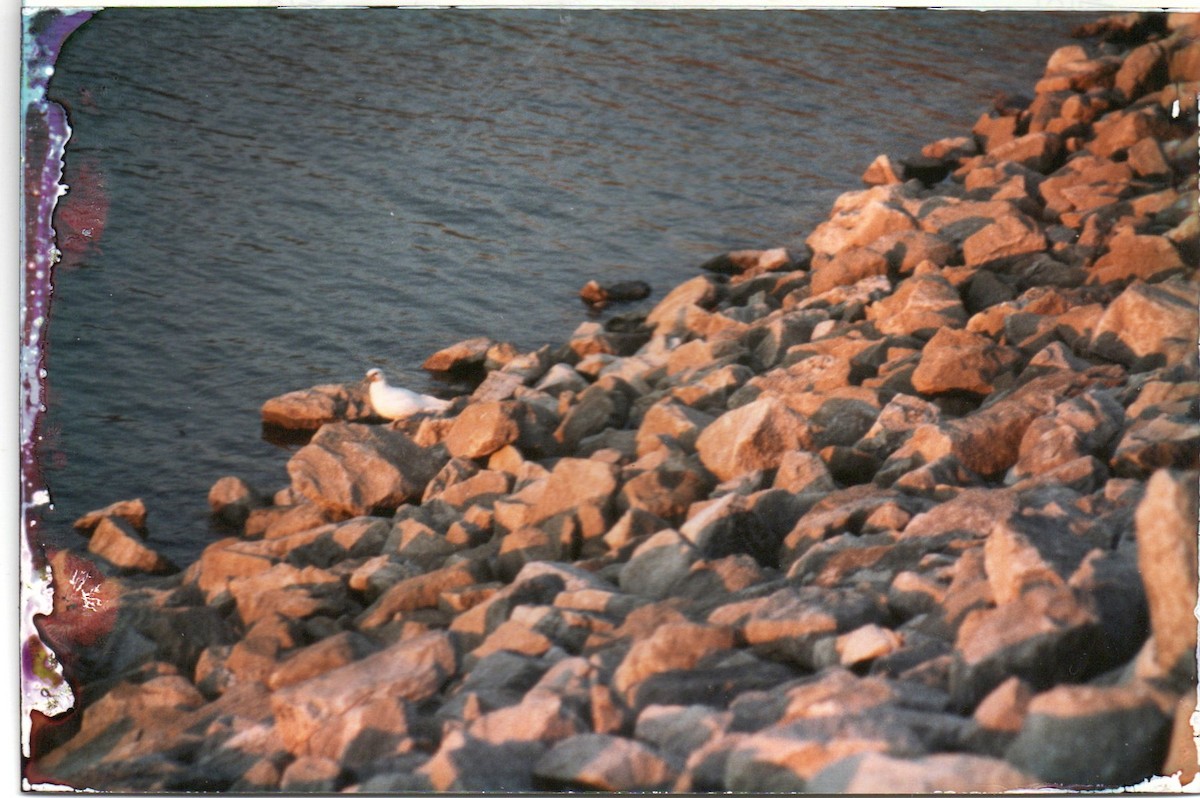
{"left": 364, "top": 368, "right": 450, "bottom": 420}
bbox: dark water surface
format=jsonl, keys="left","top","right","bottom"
{"left": 40, "top": 8, "right": 1093, "bottom": 564}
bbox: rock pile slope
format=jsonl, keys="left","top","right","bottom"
{"left": 30, "top": 11, "right": 1199, "bottom": 792}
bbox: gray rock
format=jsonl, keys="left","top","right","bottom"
{"left": 949, "top": 585, "right": 1105, "bottom": 709}
{"left": 1005, "top": 683, "right": 1172, "bottom": 787}
{"left": 618, "top": 529, "right": 701, "bottom": 599}
{"left": 635, "top": 704, "right": 732, "bottom": 768}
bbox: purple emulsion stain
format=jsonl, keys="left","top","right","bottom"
{"left": 19, "top": 7, "right": 94, "bottom": 767}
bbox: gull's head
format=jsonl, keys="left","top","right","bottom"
{"left": 365, "top": 368, "right": 383, "bottom": 384}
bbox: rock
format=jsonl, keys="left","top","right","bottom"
{"left": 579, "top": 279, "right": 652, "bottom": 308}
{"left": 809, "top": 751, "right": 1034, "bottom": 793}
{"left": 636, "top": 704, "right": 731, "bottom": 769}
{"left": 534, "top": 733, "right": 677, "bottom": 791}
{"left": 911, "top": 327, "right": 1021, "bottom": 398}
{"left": 970, "top": 676, "right": 1034, "bottom": 750}
{"left": 808, "top": 198, "right": 917, "bottom": 258}
{"left": 534, "top": 363, "right": 589, "bottom": 397}
{"left": 1088, "top": 232, "right": 1188, "bottom": 287}
{"left": 949, "top": 585, "right": 1106, "bottom": 709}
{"left": 524, "top": 457, "right": 619, "bottom": 552}
{"left": 773, "top": 449, "right": 837, "bottom": 494}
{"left": 261, "top": 382, "right": 369, "bottom": 430}
{"left": 721, "top": 711, "right": 925, "bottom": 792}
{"left": 619, "top": 530, "right": 702, "bottom": 599}
{"left": 34, "top": 673, "right": 207, "bottom": 786}
{"left": 444, "top": 400, "right": 521, "bottom": 459}
{"left": 270, "top": 631, "right": 455, "bottom": 758}
{"left": 87, "top": 516, "right": 178, "bottom": 575}
{"left": 923, "top": 135, "right": 977, "bottom": 161}
{"left": 733, "top": 586, "right": 888, "bottom": 669}
{"left": 612, "top": 621, "right": 736, "bottom": 706}
{"left": 695, "top": 396, "right": 809, "bottom": 482}
{"left": 679, "top": 491, "right": 795, "bottom": 567}
{"left": 867, "top": 229, "right": 956, "bottom": 274}
{"left": 619, "top": 457, "right": 714, "bottom": 525}
{"left": 982, "top": 515, "right": 1094, "bottom": 605}
{"left": 1126, "top": 136, "right": 1174, "bottom": 179}
{"left": 743, "top": 247, "right": 795, "bottom": 274}
{"left": 266, "top": 631, "right": 379, "bottom": 691}
{"left": 1009, "top": 390, "right": 1124, "bottom": 481}
{"left": 865, "top": 274, "right": 966, "bottom": 337}
{"left": 1090, "top": 280, "right": 1199, "bottom": 370}
{"left": 1111, "top": 414, "right": 1200, "bottom": 477}
{"left": 810, "top": 248, "right": 889, "bottom": 296}
{"left": 862, "top": 153, "right": 902, "bottom": 185}
{"left": 856, "top": 393, "right": 942, "bottom": 460}
{"left": 495, "top": 527, "right": 562, "bottom": 583}
{"left": 357, "top": 561, "right": 482, "bottom": 629}
{"left": 207, "top": 476, "right": 266, "bottom": 528}
{"left": 1089, "top": 107, "right": 1175, "bottom": 159}
{"left": 836, "top": 624, "right": 904, "bottom": 667}
{"left": 73, "top": 497, "right": 148, "bottom": 534}
{"left": 961, "top": 213, "right": 1047, "bottom": 267}
{"left": 554, "top": 385, "right": 619, "bottom": 450}
{"left": 466, "top": 689, "right": 585, "bottom": 744}
{"left": 1038, "top": 154, "right": 1133, "bottom": 217}
{"left": 1114, "top": 40, "right": 1169, "bottom": 102}
{"left": 1134, "top": 469, "right": 1199, "bottom": 683}
{"left": 1005, "top": 684, "right": 1172, "bottom": 787}
{"left": 645, "top": 275, "right": 720, "bottom": 336}
{"left": 1161, "top": 692, "right": 1200, "bottom": 783}
{"left": 973, "top": 112, "right": 1019, "bottom": 152}
{"left": 886, "top": 376, "right": 1073, "bottom": 479}
{"left": 285, "top": 422, "right": 445, "bottom": 517}
{"left": 422, "top": 336, "right": 493, "bottom": 374}
{"left": 964, "top": 159, "right": 1043, "bottom": 199}
{"left": 419, "top": 730, "right": 546, "bottom": 791}
{"left": 278, "top": 757, "right": 342, "bottom": 792}
{"left": 984, "top": 132, "right": 1063, "bottom": 175}
{"left": 569, "top": 320, "right": 648, "bottom": 358}
{"left": 472, "top": 370, "right": 526, "bottom": 403}
{"left": 899, "top": 154, "right": 952, "bottom": 185}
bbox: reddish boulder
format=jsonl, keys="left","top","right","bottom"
{"left": 1089, "top": 279, "right": 1198, "bottom": 369}
{"left": 261, "top": 382, "right": 370, "bottom": 430}
{"left": 87, "top": 516, "right": 178, "bottom": 575}
{"left": 422, "top": 336, "right": 493, "bottom": 373}
{"left": 444, "top": 400, "right": 521, "bottom": 459}
{"left": 911, "top": 327, "right": 1021, "bottom": 397}
{"left": 1134, "top": 469, "right": 1199, "bottom": 682}
{"left": 695, "top": 397, "right": 810, "bottom": 482}
{"left": 286, "top": 422, "right": 445, "bottom": 517}
{"left": 961, "top": 214, "right": 1047, "bottom": 267}
{"left": 73, "top": 497, "right": 148, "bottom": 535}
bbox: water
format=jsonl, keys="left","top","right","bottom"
{"left": 38, "top": 8, "right": 1094, "bottom": 565}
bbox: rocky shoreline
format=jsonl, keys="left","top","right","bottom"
{"left": 29, "top": 11, "right": 1200, "bottom": 792}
